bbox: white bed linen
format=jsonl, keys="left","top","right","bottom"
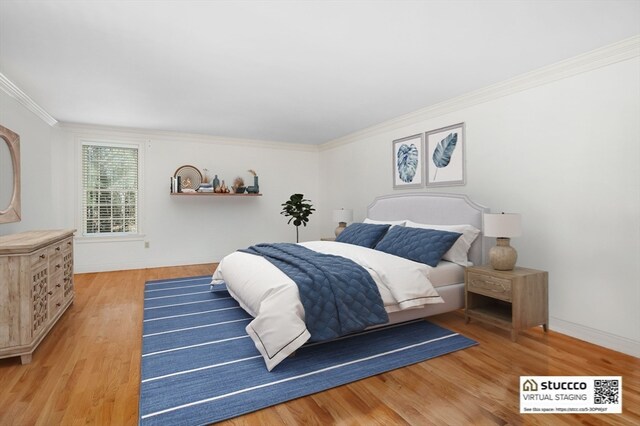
{"left": 429, "top": 260, "right": 466, "bottom": 288}
{"left": 211, "top": 241, "right": 444, "bottom": 370}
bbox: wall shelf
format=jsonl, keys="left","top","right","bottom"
{"left": 170, "top": 192, "right": 262, "bottom": 196}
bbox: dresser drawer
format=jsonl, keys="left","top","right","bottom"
{"left": 49, "top": 255, "right": 64, "bottom": 275}
{"left": 49, "top": 269, "right": 64, "bottom": 294}
{"left": 48, "top": 239, "right": 67, "bottom": 257}
{"left": 48, "top": 292, "right": 64, "bottom": 318}
{"left": 467, "top": 272, "right": 512, "bottom": 301}
{"left": 30, "top": 248, "right": 48, "bottom": 267}
{"left": 61, "top": 237, "right": 73, "bottom": 255}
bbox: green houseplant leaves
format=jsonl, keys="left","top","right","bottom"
{"left": 280, "top": 193, "right": 315, "bottom": 243}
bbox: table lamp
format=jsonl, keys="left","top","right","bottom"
{"left": 483, "top": 213, "right": 522, "bottom": 271}
{"left": 333, "top": 208, "right": 353, "bottom": 237}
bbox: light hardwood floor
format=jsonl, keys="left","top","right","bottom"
{"left": 0, "top": 264, "right": 638, "bottom": 425}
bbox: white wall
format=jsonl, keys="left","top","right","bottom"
{"left": 0, "top": 91, "right": 59, "bottom": 236}
{"left": 50, "top": 127, "right": 320, "bottom": 272}
{"left": 319, "top": 57, "right": 640, "bottom": 356}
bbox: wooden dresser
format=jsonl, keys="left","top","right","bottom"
{"left": 0, "top": 229, "right": 75, "bottom": 364}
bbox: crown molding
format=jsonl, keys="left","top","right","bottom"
{"left": 320, "top": 35, "right": 640, "bottom": 151}
{"left": 0, "top": 73, "right": 58, "bottom": 126}
{"left": 58, "top": 122, "right": 319, "bottom": 152}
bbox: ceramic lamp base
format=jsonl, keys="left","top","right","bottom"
{"left": 335, "top": 222, "right": 347, "bottom": 237}
{"left": 489, "top": 238, "right": 518, "bottom": 271}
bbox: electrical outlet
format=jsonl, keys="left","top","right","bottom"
{"left": 144, "top": 241, "right": 150, "bottom": 248}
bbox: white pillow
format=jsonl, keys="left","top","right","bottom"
{"left": 404, "top": 220, "right": 480, "bottom": 266}
{"left": 363, "top": 218, "right": 406, "bottom": 227}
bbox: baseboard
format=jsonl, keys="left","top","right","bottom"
{"left": 550, "top": 316, "right": 639, "bottom": 358}
{"left": 74, "top": 256, "right": 217, "bottom": 274}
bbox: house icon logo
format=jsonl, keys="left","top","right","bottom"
{"left": 523, "top": 379, "right": 538, "bottom": 392}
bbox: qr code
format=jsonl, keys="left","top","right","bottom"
{"left": 594, "top": 379, "right": 620, "bottom": 404}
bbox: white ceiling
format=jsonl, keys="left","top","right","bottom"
{"left": 1, "top": 1, "right": 639, "bottom": 144}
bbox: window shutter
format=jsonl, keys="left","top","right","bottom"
{"left": 82, "top": 144, "right": 139, "bottom": 235}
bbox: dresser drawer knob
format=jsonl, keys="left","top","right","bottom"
{"left": 56, "top": 303, "right": 61, "bottom": 307}
{"left": 56, "top": 284, "right": 61, "bottom": 288}
{"left": 56, "top": 264, "right": 61, "bottom": 269}
{"left": 39, "top": 254, "right": 46, "bottom": 259}
{"left": 55, "top": 247, "right": 61, "bottom": 251}
{"left": 48, "top": 291, "right": 53, "bottom": 295}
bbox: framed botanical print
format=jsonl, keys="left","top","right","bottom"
{"left": 425, "top": 122, "right": 465, "bottom": 187}
{"left": 392, "top": 133, "right": 424, "bottom": 189}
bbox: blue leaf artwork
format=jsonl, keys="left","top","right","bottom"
{"left": 397, "top": 143, "right": 419, "bottom": 183}
{"left": 431, "top": 132, "right": 457, "bottom": 181}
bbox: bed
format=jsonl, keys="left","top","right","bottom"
{"left": 212, "top": 192, "right": 488, "bottom": 370}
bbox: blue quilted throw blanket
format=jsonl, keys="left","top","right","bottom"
{"left": 240, "top": 243, "right": 389, "bottom": 341}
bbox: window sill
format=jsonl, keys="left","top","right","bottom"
{"left": 75, "top": 234, "right": 146, "bottom": 244}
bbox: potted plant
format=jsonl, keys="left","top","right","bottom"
{"left": 280, "top": 193, "right": 315, "bottom": 243}
{"left": 233, "top": 176, "right": 245, "bottom": 193}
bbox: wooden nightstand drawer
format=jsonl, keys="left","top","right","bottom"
{"left": 467, "top": 272, "right": 512, "bottom": 301}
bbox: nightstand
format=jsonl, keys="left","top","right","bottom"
{"left": 465, "top": 265, "right": 548, "bottom": 341}
{"left": 320, "top": 237, "right": 336, "bottom": 241}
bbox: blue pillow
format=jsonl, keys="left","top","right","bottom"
{"left": 374, "top": 226, "right": 462, "bottom": 267}
{"left": 336, "top": 223, "right": 391, "bottom": 248}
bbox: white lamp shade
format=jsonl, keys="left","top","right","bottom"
{"left": 483, "top": 213, "right": 522, "bottom": 238}
{"left": 332, "top": 209, "right": 353, "bottom": 223}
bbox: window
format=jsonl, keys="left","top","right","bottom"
{"left": 81, "top": 142, "right": 140, "bottom": 236}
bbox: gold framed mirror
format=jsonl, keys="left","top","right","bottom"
{"left": 0, "top": 125, "right": 21, "bottom": 223}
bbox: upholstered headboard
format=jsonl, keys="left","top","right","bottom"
{"left": 367, "top": 192, "right": 489, "bottom": 266}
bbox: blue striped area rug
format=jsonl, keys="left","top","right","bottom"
{"left": 139, "top": 275, "right": 477, "bottom": 426}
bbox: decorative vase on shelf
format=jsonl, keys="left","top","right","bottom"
{"left": 212, "top": 175, "right": 220, "bottom": 191}
{"left": 247, "top": 175, "right": 260, "bottom": 194}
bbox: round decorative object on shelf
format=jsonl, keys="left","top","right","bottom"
{"left": 174, "top": 165, "right": 203, "bottom": 191}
